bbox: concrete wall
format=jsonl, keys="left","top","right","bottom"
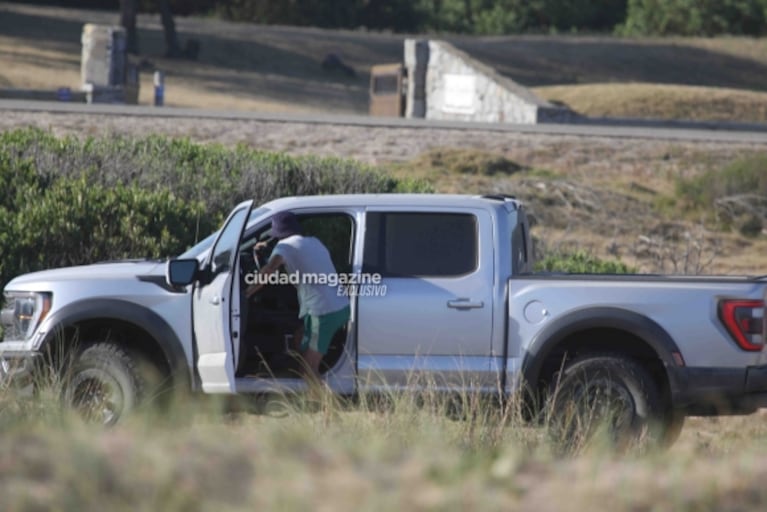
{"left": 405, "top": 39, "right": 573, "bottom": 124}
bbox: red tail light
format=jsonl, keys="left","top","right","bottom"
{"left": 719, "top": 299, "right": 765, "bottom": 351}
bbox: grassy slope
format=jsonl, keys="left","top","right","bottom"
{"left": 3, "top": 3, "right": 767, "bottom": 120}
{"left": 534, "top": 82, "right": 767, "bottom": 122}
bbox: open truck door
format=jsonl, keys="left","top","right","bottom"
{"left": 192, "top": 200, "right": 253, "bottom": 393}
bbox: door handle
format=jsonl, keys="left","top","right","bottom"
{"left": 447, "top": 298, "right": 484, "bottom": 309}
{"left": 210, "top": 296, "right": 221, "bottom": 306}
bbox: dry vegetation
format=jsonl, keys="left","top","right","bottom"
{"left": 2, "top": 3, "right": 767, "bottom": 510}
{"left": 4, "top": 3, "right": 767, "bottom": 121}
{"left": 3, "top": 381, "right": 767, "bottom": 512}
{"left": 535, "top": 82, "right": 767, "bottom": 123}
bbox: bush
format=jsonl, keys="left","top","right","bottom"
{"left": 0, "top": 128, "right": 429, "bottom": 289}
{"left": 0, "top": 130, "right": 428, "bottom": 223}
{"left": 676, "top": 154, "right": 767, "bottom": 208}
{"left": 619, "top": 0, "right": 767, "bottom": 36}
{"left": 535, "top": 250, "right": 635, "bottom": 273}
{"left": 3, "top": 178, "right": 213, "bottom": 276}
{"left": 739, "top": 214, "right": 764, "bottom": 237}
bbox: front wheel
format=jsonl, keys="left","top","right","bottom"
{"left": 546, "top": 354, "right": 664, "bottom": 454}
{"left": 61, "top": 343, "right": 144, "bottom": 426}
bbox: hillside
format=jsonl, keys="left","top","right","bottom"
{"left": 3, "top": 3, "right": 767, "bottom": 121}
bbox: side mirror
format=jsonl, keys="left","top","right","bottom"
{"left": 166, "top": 259, "right": 199, "bottom": 287}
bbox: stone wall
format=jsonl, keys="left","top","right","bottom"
{"left": 405, "top": 39, "right": 573, "bottom": 124}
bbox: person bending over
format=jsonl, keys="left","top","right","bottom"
{"left": 245, "top": 211, "right": 350, "bottom": 383}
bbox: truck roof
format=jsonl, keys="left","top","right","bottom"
{"left": 258, "top": 193, "right": 521, "bottom": 211}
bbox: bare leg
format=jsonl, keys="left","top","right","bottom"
{"left": 302, "top": 348, "right": 323, "bottom": 383}
{"left": 300, "top": 347, "right": 330, "bottom": 406}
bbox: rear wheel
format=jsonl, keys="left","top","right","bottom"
{"left": 62, "top": 343, "right": 145, "bottom": 425}
{"left": 547, "top": 354, "right": 664, "bottom": 454}
{"left": 660, "top": 408, "right": 686, "bottom": 447}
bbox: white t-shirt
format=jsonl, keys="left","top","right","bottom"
{"left": 270, "top": 235, "right": 349, "bottom": 318}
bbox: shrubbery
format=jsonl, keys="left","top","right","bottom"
{"left": 535, "top": 250, "right": 635, "bottom": 273}
{"left": 0, "top": 128, "right": 430, "bottom": 289}
{"left": 26, "top": 0, "right": 767, "bottom": 35}
{"left": 214, "top": 0, "right": 631, "bottom": 34}
{"left": 675, "top": 154, "right": 767, "bottom": 236}
{"left": 676, "top": 155, "right": 767, "bottom": 207}
{"left": 0, "top": 127, "right": 643, "bottom": 291}
{"left": 619, "top": 0, "right": 767, "bottom": 36}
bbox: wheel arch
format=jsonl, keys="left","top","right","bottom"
{"left": 521, "top": 307, "right": 684, "bottom": 406}
{"left": 38, "top": 299, "right": 193, "bottom": 390}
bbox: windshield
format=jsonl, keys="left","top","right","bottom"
{"left": 177, "top": 206, "right": 270, "bottom": 259}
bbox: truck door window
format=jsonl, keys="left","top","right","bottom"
{"left": 512, "top": 221, "right": 528, "bottom": 273}
{"left": 298, "top": 214, "right": 355, "bottom": 274}
{"left": 363, "top": 212, "right": 477, "bottom": 277}
{"left": 210, "top": 207, "right": 250, "bottom": 277}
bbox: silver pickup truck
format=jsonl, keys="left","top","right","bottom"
{"left": 2, "top": 194, "right": 766, "bottom": 445}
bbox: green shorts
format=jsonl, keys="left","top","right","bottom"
{"left": 301, "top": 305, "right": 351, "bottom": 355}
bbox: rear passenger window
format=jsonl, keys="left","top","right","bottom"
{"left": 363, "top": 212, "right": 477, "bottom": 277}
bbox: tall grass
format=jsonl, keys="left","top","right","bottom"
{"left": 3, "top": 334, "right": 767, "bottom": 509}
{"left": 3, "top": 375, "right": 767, "bottom": 511}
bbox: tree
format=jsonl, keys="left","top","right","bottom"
{"left": 119, "top": 0, "right": 139, "bottom": 54}
{"left": 119, "top": 0, "right": 183, "bottom": 57}
{"left": 158, "top": 0, "right": 182, "bottom": 58}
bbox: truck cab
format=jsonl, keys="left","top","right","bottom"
{"left": 166, "top": 194, "right": 527, "bottom": 396}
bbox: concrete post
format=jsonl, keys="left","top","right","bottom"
{"left": 81, "top": 24, "right": 137, "bottom": 104}
{"left": 153, "top": 71, "right": 165, "bottom": 107}
{"left": 404, "top": 39, "right": 429, "bottom": 118}
{"left": 81, "top": 24, "right": 126, "bottom": 88}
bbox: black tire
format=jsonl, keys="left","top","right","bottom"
{"left": 61, "top": 343, "right": 144, "bottom": 426}
{"left": 547, "top": 354, "right": 663, "bottom": 454}
{"left": 660, "top": 409, "right": 686, "bottom": 447}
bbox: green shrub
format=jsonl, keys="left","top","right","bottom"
{"left": 0, "top": 128, "right": 426, "bottom": 289}
{"left": 0, "top": 178, "right": 213, "bottom": 285}
{"left": 0, "top": 129, "right": 410, "bottom": 224}
{"left": 619, "top": 0, "right": 767, "bottom": 36}
{"left": 535, "top": 250, "right": 635, "bottom": 273}
{"left": 676, "top": 154, "right": 767, "bottom": 208}
{"left": 740, "top": 214, "right": 764, "bottom": 237}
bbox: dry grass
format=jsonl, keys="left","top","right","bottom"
{"left": 2, "top": 381, "right": 767, "bottom": 511}
{"left": 4, "top": 3, "right": 767, "bottom": 120}
{"left": 534, "top": 82, "right": 767, "bottom": 122}
{"left": 458, "top": 34, "right": 767, "bottom": 91}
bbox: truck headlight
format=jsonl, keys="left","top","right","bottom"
{"left": 1, "top": 292, "right": 52, "bottom": 342}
